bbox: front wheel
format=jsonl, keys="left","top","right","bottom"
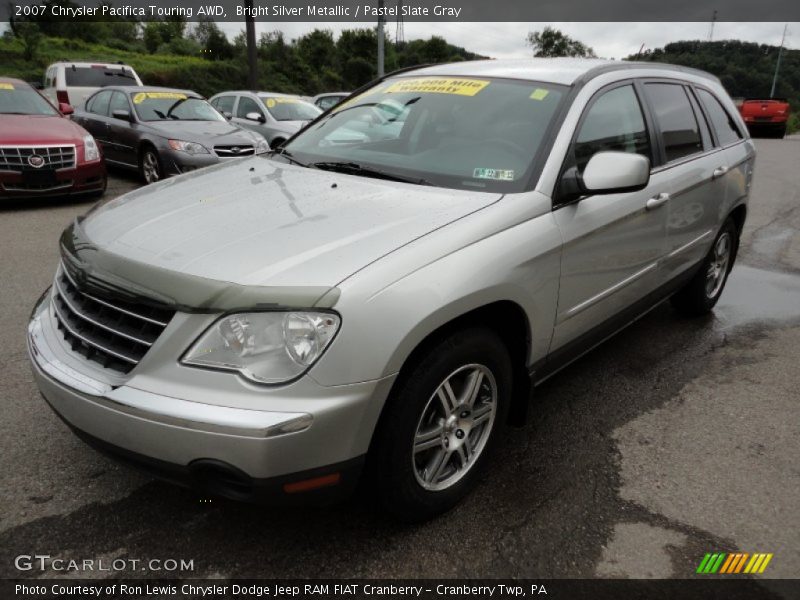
{"left": 670, "top": 218, "right": 738, "bottom": 316}
{"left": 370, "top": 327, "right": 512, "bottom": 522}
{"left": 139, "top": 148, "right": 162, "bottom": 184}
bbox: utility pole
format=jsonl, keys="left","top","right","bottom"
{"left": 708, "top": 10, "right": 717, "bottom": 42}
{"left": 377, "top": 0, "right": 385, "bottom": 77}
{"left": 245, "top": 0, "right": 257, "bottom": 90}
{"left": 770, "top": 24, "right": 789, "bottom": 98}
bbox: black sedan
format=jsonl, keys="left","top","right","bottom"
{"left": 73, "top": 86, "right": 269, "bottom": 184}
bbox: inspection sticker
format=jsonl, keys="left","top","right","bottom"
{"left": 264, "top": 98, "right": 299, "bottom": 108}
{"left": 473, "top": 168, "right": 515, "bottom": 181}
{"left": 530, "top": 88, "right": 549, "bottom": 101}
{"left": 0, "top": 83, "right": 15, "bottom": 90}
{"left": 385, "top": 78, "right": 490, "bottom": 97}
{"left": 133, "top": 92, "right": 187, "bottom": 104}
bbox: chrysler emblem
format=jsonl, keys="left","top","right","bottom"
{"left": 28, "top": 154, "right": 46, "bottom": 168}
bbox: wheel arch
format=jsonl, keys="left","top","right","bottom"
{"left": 382, "top": 300, "right": 533, "bottom": 429}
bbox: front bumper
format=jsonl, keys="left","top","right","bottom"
{"left": 27, "top": 292, "right": 394, "bottom": 503}
{"left": 0, "top": 161, "right": 105, "bottom": 199}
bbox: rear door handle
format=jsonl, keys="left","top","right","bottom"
{"left": 712, "top": 165, "right": 729, "bottom": 179}
{"left": 646, "top": 192, "right": 670, "bottom": 210}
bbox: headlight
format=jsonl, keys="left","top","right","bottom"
{"left": 255, "top": 139, "right": 270, "bottom": 154}
{"left": 83, "top": 135, "right": 99, "bottom": 162}
{"left": 168, "top": 139, "right": 210, "bottom": 155}
{"left": 182, "top": 311, "right": 340, "bottom": 384}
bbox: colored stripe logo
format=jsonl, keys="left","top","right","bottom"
{"left": 696, "top": 552, "right": 773, "bottom": 574}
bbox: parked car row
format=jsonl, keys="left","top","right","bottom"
{"left": 1, "top": 60, "right": 346, "bottom": 200}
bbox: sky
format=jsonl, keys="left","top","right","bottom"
{"left": 217, "top": 21, "right": 796, "bottom": 59}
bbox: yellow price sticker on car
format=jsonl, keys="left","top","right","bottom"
{"left": 530, "top": 88, "right": 549, "bottom": 101}
{"left": 264, "top": 98, "right": 299, "bottom": 108}
{"left": 0, "top": 83, "right": 15, "bottom": 90}
{"left": 384, "top": 78, "right": 490, "bottom": 97}
{"left": 133, "top": 92, "right": 187, "bottom": 104}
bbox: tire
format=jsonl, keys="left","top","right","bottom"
{"left": 370, "top": 327, "right": 512, "bottom": 522}
{"left": 670, "top": 218, "right": 738, "bottom": 317}
{"left": 139, "top": 146, "right": 162, "bottom": 184}
{"left": 774, "top": 124, "right": 787, "bottom": 139}
{"left": 271, "top": 138, "right": 285, "bottom": 149}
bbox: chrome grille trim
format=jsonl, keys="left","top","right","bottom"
{"left": 53, "top": 275, "right": 153, "bottom": 347}
{"left": 0, "top": 145, "right": 76, "bottom": 172}
{"left": 213, "top": 145, "right": 255, "bottom": 157}
{"left": 61, "top": 266, "right": 170, "bottom": 327}
{"left": 52, "top": 264, "right": 175, "bottom": 374}
{"left": 51, "top": 298, "right": 140, "bottom": 365}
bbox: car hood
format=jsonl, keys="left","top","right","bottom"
{"left": 143, "top": 120, "right": 256, "bottom": 144}
{"left": 272, "top": 120, "right": 308, "bottom": 133}
{"left": 80, "top": 157, "right": 502, "bottom": 289}
{"left": 0, "top": 114, "right": 86, "bottom": 145}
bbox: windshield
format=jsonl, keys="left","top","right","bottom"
{"left": 262, "top": 97, "right": 322, "bottom": 121}
{"left": 0, "top": 82, "right": 58, "bottom": 116}
{"left": 131, "top": 92, "right": 225, "bottom": 122}
{"left": 65, "top": 67, "right": 138, "bottom": 87}
{"left": 283, "top": 76, "right": 566, "bottom": 192}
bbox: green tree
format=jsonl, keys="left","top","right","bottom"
{"left": 526, "top": 27, "right": 596, "bottom": 58}
{"left": 10, "top": 20, "right": 43, "bottom": 61}
{"left": 191, "top": 18, "right": 233, "bottom": 60}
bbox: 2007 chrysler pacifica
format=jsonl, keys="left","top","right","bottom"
{"left": 28, "top": 59, "right": 755, "bottom": 521}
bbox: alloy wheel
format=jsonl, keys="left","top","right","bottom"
{"left": 705, "top": 232, "right": 732, "bottom": 298}
{"left": 412, "top": 364, "right": 497, "bottom": 492}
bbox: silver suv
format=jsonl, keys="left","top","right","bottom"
{"left": 27, "top": 59, "right": 754, "bottom": 521}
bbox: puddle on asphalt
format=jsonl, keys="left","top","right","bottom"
{"left": 714, "top": 265, "right": 800, "bottom": 329}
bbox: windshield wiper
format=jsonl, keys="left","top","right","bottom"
{"left": 269, "top": 147, "right": 307, "bottom": 167}
{"left": 310, "top": 161, "right": 433, "bottom": 186}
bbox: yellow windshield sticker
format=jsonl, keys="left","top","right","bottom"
{"left": 133, "top": 92, "right": 187, "bottom": 104}
{"left": 384, "top": 78, "right": 490, "bottom": 97}
{"left": 264, "top": 98, "right": 299, "bottom": 108}
{"left": 530, "top": 88, "right": 550, "bottom": 101}
{"left": 0, "top": 83, "right": 15, "bottom": 90}
{"left": 474, "top": 168, "right": 515, "bottom": 181}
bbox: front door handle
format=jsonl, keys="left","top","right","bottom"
{"left": 646, "top": 192, "right": 670, "bottom": 210}
{"left": 713, "top": 165, "right": 729, "bottom": 179}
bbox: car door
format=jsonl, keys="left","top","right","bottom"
{"left": 232, "top": 94, "right": 266, "bottom": 137}
{"left": 640, "top": 82, "right": 727, "bottom": 282}
{"left": 551, "top": 82, "right": 668, "bottom": 351}
{"left": 77, "top": 90, "right": 112, "bottom": 151}
{"left": 105, "top": 91, "right": 138, "bottom": 167}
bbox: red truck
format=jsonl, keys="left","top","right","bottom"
{"left": 739, "top": 98, "right": 791, "bottom": 138}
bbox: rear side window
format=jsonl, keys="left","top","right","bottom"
{"left": 88, "top": 90, "right": 112, "bottom": 116}
{"left": 696, "top": 89, "right": 743, "bottom": 146}
{"left": 65, "top": 67, "right": 138, "bottom": 87}
{"left": 574, "top": 84, "right": 651, "bottom": 172}
{"left": 644, "top": 83, "right": 703, "bottom": 162}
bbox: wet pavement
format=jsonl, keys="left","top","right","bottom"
{"left": 0, "top": 142, "right": 798, "bottom": 583}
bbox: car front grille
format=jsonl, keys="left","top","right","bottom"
{"left": 51, "top": 265, "right": 175, "bottom": 374}
{"left": 213, "top": 145, "right": 255, "bottom": 157}
{"left": 0, "top": 146, "right": 76, "bottom": 172}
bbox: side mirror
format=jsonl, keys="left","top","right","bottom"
{"left": 246, "top": 111, "right": 265, "bottom": 123}
{"left": 112, "top": 109, "right": 132, "bottom": 122}
{"left": 560, "top": 151, "right": 650, "bottom": 202}
{"left": 59, "top": 103, "right": 74, "bottom": 116}
{"left": 222, "top": 111, "right": 232, "bottom": 120}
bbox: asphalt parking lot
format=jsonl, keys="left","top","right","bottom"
{"left": 0, "top": 142, "right": 798, "bottom": 584}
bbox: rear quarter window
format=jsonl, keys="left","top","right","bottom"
{"left": 696, "top": 89, "right": 743, "bottom": 147}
